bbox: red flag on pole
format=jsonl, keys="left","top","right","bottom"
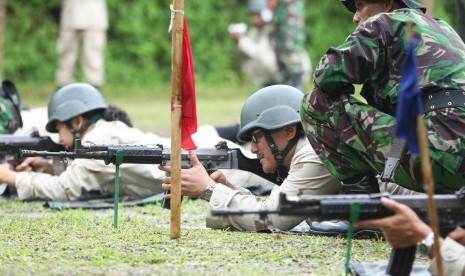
{"left": 178, "top": 18, "right": 197, "bottom": 150}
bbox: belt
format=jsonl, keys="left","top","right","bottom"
{"left": 423, "top": 90, "right": 465, "bottom": 112}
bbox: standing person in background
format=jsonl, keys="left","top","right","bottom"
{"left": 229, "top": 0, "right": 280, "bottom": 88}
{"left": 55, "top": 0, "right": 108, "bottom": 89}
{"left": 267, "top": 0, "right": 310, "bottom": 92}
{"left": 455, "top": 0, "right": 465, "bottom": 42}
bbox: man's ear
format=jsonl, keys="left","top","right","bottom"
{"left": 72, "top": 115, "right": 85, "bottom": 130}
{"left": 284, "top": 125, "right": 297, "bottom": 140}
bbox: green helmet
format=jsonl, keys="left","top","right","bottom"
{"left": 46, "top": 83, "right": 108, "bottom": 133}
{"left": 237, "top": 85, "right": 303, "bottom": 142}
{"left": 0, "top": 80, "right": 23, "bottom": 134}
{"left": 340, "top": 0, "right": 426, "bottom": 13}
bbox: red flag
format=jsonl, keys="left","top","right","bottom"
{"left": 179, "top": 18, "right": 197, "bottom": 150}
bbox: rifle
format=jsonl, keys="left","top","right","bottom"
{"left": 0, "top": 131, "right": 65, "bottom": 162}
{"left": 20, "top": 140, "right": 283, "bottom": 207}
{"left": 211, "top": 190, "right": 465, "bottom": 276}
{"left": 0, "top": 131, "right": 66, "bottom": 196}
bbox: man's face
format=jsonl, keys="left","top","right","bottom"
{"left": 249, "top": 128, "right": 289, "bottom": 174}
{"left": 55, "top": 121, "right": 74, "bottom": 149}
{"left": 249, "top": 14, "right": 264, "bottom": 27}
{"left": 352, "top": 0, "right": 391, "bottom": 25}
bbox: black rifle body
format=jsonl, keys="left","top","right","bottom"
{"left": 211, "top": 192, "right": 465, "bottom": 276}
{"left": 20, "top": 140, "right": 282, "bottom": 185}
{"left": 0, "top": 132, "right": 66, "bottom": 196}
{"left": 0, "top": 132, "right": 65, "bottom": 163}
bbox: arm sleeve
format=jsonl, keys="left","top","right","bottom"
{"left": 314, "top": 17, "right": 388, "bottom": 98}
{"left": 15, "top": 158, "right": 112, "bottom": 201}
{"left": 206, "top": 143, "right": 341, "bottom": 231}
{"left": 429, "top": 237, "right": 465, "bottom": 275}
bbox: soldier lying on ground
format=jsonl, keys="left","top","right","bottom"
{"left": 0, "top": 83, "right": 271, "bottom": 201}
{"left": 160, "top": 85, "right": 342, "bottom": 232}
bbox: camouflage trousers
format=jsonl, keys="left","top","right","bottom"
{"left": 301, "top": 89, "right": 465, "bottom": 193}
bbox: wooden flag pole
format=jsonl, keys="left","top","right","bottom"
{"left": 169, "top": 0, "right": 184, "bottom": 239}
{"left": 406, "top": 21, "right": 442, "bottom": 275}
{"left": 416, "top": 118, "right": 443, "bottom": 275}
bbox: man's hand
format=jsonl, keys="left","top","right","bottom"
{"left": 159, "top": 150, "right": 213, "bottom": 197}
{"left": 355, "top": 197, "right": 432, "bottom": 249}
{"left": 15, "top": 157, "right": 54, "bottom": 174}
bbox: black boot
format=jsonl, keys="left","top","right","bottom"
{"left": 341, "top": 172, "right": 380, "bottom": 194}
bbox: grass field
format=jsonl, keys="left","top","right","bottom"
{"left": 1, "top": 197, "right": 427, "bottom": 276}
{"left": 1, "top": 82, "right": 430, "bottom": 275}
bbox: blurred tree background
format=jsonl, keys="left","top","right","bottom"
{"left": 1, "top": 0, "right": 455, "bottom": 86}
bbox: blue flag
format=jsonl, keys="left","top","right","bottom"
{"left": 394, "top": 38, "right": 423, "bottom": 155}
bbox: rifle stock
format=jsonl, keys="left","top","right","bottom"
{"left": 0, "top": 131, "right": 65, "bottom": 163}
{"left": 0, "top": 132, "right": 66, "bottom": 197}
{"left": 211, "top": 190, "right": 465, "bottom": 276}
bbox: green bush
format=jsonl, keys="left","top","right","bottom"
{"left": 2, "top": 0, "right": 455, "bottom": 86}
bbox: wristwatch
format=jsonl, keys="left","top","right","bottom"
{"left": 418, "top": 232, "right": 434, "bottom": 257}
{"left": 201, "top": 181, "right": 217, "bottom": 201}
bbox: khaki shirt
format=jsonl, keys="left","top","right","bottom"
{"left": 16, "top": 120, "right": 168, "bottom": 201}
{"left": 430, "top": 237, "right": 465, "bottom": 276}
{"left": 60, "top": 0, "right": 108, "bottom": 30}
{"left": 206, "top": 137, "right": 342, "bottom": 231}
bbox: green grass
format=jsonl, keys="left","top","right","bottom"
{"left": 1, "top": 197, "right": 429, "bottom": 275}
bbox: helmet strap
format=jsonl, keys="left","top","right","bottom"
{"left": 65, "top": 113, "right": 102, "bottom": 142}
{"left": 263, "top": 131, "right": 300, "bottom": 182}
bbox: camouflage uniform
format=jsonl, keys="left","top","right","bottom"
{"left": 0, "top": 80, "right": 22, "bottom": 134}
{"left": 270, "top": 0, "right": 307, "bottom": 91}
{"left": 0, "top": 98, "right": 21, "bottom": 134}
{"left": 301, "top": 7, "right": 465, "bottom": 193}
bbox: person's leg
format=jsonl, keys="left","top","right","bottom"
{"left": 82, "top": 30, "right": 106, "bottom": 87}
{"left": 302, "top": 88, "right": 465, "bottom": 193}
{"left": 301, "top": 89, "right": 394, "bottom": 192}
{"left": 55, "top": 29, "right": 80, "bottom": 87}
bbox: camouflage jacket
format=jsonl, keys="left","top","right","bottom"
{"left": 314, "top": 8, "right": 465, "bottom": 116}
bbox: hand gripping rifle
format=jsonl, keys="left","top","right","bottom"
{"left": 20, "top": 140, "right": 283, "bottom": 207}
{"left": 211, "top": 189, "right": 465, "bottom": 276}
{"left": 0, "top": 131, "right": 66, "bottom": 196}
{"left": 0, "top": 131, "right": 65, "bottom": 163}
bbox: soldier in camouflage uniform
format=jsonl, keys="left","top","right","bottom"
{"left": 268, "top": 0, "right": 308, "bottom": 92}
{"left": 0, "top": 80, "right": 22, "bottom": 134}
{"left": 301, "top": 0, "right": 465, "bottom": 194}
